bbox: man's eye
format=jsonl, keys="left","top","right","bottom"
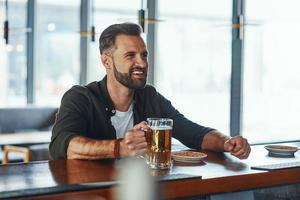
{"left": 126, "top": 54, "right": 135, "bottom": 58}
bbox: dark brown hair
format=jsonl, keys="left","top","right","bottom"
{"left": 99, "top": 23, "right": 142, "bottom": 54}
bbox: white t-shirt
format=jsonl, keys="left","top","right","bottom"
{"left": 110, "top": 103, "right": 134, "bottom": 138}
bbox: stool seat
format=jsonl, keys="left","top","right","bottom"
{"left": 29, "top": 143, "right": 51, "bottom": 161}
{"left": 1, "top": 143, "right": 50, "bottom": 164}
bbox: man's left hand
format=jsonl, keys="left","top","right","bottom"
{"left": 224, "top": 136, "right": 251, "bottom": 159}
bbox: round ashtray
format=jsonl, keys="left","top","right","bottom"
{"left": 172, "top": 151, "right": 207, "bottom": 163}
{"left": 265, "top": 145, "right": 299, "bottom": 157}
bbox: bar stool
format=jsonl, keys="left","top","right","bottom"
{"left": 2, "top": 143, "right": 50, "bottom": 164}
{"left": 2, "top": 145, "right": 31, "bottom": 164}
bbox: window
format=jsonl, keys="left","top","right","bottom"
{"left": 156, "top": 0, "right": 232, "bottom": 133}
{"left": 87, "top": 0, "right": 140, "bottom": 83}
{"left": 2, "top": 0, "right": 300, "bottom": 144}
{"left": 0, "top": 0, "right": 27, "bottom": 107}
{"left": 35, "top": 0, "right": 80, "bottom": 106}
{"left": 243, "top": 0, "right": 300, "bottom": 143}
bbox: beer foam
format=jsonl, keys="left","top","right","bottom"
{"left": 149, "top": 125, "right": 172, "bottom": 130}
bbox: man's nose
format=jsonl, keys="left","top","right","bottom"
{"left": 135, "top": 55, "right": 147, "bottom": 67}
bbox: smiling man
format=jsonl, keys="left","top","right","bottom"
{"left": 50, "top": 23, "right": 251, "bottom": 160}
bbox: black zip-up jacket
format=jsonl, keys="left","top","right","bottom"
{"left": 50, "top": 76, "right": 214, "bottom": 159}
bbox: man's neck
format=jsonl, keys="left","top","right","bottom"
{"left": 107, "top": 77, "right": 134, "bottom": 112}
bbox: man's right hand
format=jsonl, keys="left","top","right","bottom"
{"left": 120, "top": 121, "right": 149, "bottom": 157}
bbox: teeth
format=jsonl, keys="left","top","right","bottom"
{"left": 133, "top": 71, "right": 143, "bottom": 75}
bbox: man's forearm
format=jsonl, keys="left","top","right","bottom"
{"left": 67, "top": 136, "right": 122, "bottom": 159}
{"left": 201, "top": 130, "right": 231, "bottom": 152}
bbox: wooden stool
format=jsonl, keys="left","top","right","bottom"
{"left": 2, "top": 145, "right": 32, "bottom": 164}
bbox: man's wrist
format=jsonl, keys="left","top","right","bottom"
{"left": 114, "top": 138, "right": 123, "bottom": 159}
{"left": 222, "top": 136, "right": 232, "bottom": 151}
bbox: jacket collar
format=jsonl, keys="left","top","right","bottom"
{"left": 98, "top": 76, "right": 142, "bottom": 123}
{"left": 98, "top": 76, "right": 116, "bottom": 116}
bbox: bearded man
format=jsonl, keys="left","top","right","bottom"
{"left": 50, "top": 23, "right": 250, "bottom": 160}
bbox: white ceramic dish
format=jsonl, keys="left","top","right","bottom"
{"left": 172, "top": 151, "right": 207, "bottom": 163}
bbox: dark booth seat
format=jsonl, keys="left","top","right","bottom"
{"left": 0, "top": 107, "right": 57, "bottom": 164}
{"left": 0, "top": 107, "right": 57, "bottom": 133}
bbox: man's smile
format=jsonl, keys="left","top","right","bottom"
{"left": 131, "top": 68, "right": 147, "bottom": 79}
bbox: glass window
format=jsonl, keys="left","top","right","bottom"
{"left": 87, "top": 0, "right": 140, "bottom": 83}
{"left": 243, "top": 0, "right": 300, "bottom": 143}
{"left": 156, "top": 0, "right": 232, "bottom": 133}
{"left": 35, "top": 0, "right": 80, "bottom": 106}
{"left": 0, "top": 0, "right": 27, "bottom": 107}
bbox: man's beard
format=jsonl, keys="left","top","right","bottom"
{"left": 112, "top": 59, "right": 147, "bottom": 90}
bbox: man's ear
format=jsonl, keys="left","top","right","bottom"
{"left": 101, "top": 53, "right": 112, "bottom": 69}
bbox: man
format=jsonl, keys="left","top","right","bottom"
{"left": 50, "top": 23, "right": 251, "bottom": 160}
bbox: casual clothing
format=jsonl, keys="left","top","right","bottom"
{"left": 50, "top": 76, "right": 214, "bottom": 159}
{"left": 111, "top": 103, "right": 134, "bottom": 138}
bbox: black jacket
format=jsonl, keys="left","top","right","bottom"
{"left": 50, "top": 76, "right": 214, "bottom": 159}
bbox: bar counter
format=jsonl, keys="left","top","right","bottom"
{"left": 1, "top": 143, "right": 300, "bottom": 199}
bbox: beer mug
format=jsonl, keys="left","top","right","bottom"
{"left": 146, "top": 118, "right": 173, "bottom": 169}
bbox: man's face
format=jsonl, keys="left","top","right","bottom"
{"left": 109, "top": 34, "right": 148, "bottom": 89}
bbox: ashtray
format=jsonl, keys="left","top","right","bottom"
{"left": 265, "top": 145, "right": 299, "bottom": 157}
{"left": 172, "top": 151, "right": 207, "bottom": 163}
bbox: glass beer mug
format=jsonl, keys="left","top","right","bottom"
{"left": 146, "top": 118, "right": 173, "bottom": 169}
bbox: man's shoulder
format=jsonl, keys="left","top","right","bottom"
{"left": 62, "top": 82, "right": 99, "bottom": 100}
{"left": 140, "top": 84, "right": 158, "bottom": 94}
{"left": 135, "top": 84, "right": 164, "bottom": 102}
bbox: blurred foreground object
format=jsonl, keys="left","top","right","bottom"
{"left": 117, "top": 158, "right": 156, "bottom": 200}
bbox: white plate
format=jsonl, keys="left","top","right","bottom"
{"left": 265, "top": 145, "right": 299, "bottom": 157}
{"left": 172, "top": 151, "right": 207, "bottom": 163}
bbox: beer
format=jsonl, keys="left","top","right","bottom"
{"left": 147, "top": 127, "right": 172, "bottom": 169}
{"left": 146, "top": 118, "right": 173, "bottom": 169}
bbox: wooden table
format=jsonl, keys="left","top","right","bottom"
{"left": 0, "top": 131, "right": 51, "bottom": 163}
{"left": 1, "top": 143, "right": 300, "bottom": 199}
{"left": 0, "top": 131, "right": 51, "bottom": 146}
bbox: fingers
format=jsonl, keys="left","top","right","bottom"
{"left": 231, "top": 144, "right": 251, "bottom": 159}
{"left": 125, "top": 130, "right": 146, "bottom": 144}
{"left": 124, "top": 122, "right": 148, "bottom": 157}
{"left": 132, "top": 121, "right": 150, "bottom": 132}
{"left": 224, "top": 139, "right": 234, "bottom": 152}
{"left": 128, "top": 148, "right": 147, "bottom": 157}
{"left": 126, "top": 140, "right": 147, "bottom": 157}
{"left": 225, "top": 136, "right": 251, "bottom": 159}
{"left": 127, "top": 142, "right": 147, "bottom": 151}
{"left": 240, "top": 145, "right": 251, "bottom": 159}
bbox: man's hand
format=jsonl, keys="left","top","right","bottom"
{"left": 224, "top": 136, "right": 251, "bottom": 159}
{"left": 120, "top": 121, "right": 149, "bottom": 157}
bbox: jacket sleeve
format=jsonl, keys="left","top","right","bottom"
{"left": 49, "top": 86, "right": 91, "bottom": 159}
{"left": 157, "top": 92, "right": 215, "bottom": 150}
